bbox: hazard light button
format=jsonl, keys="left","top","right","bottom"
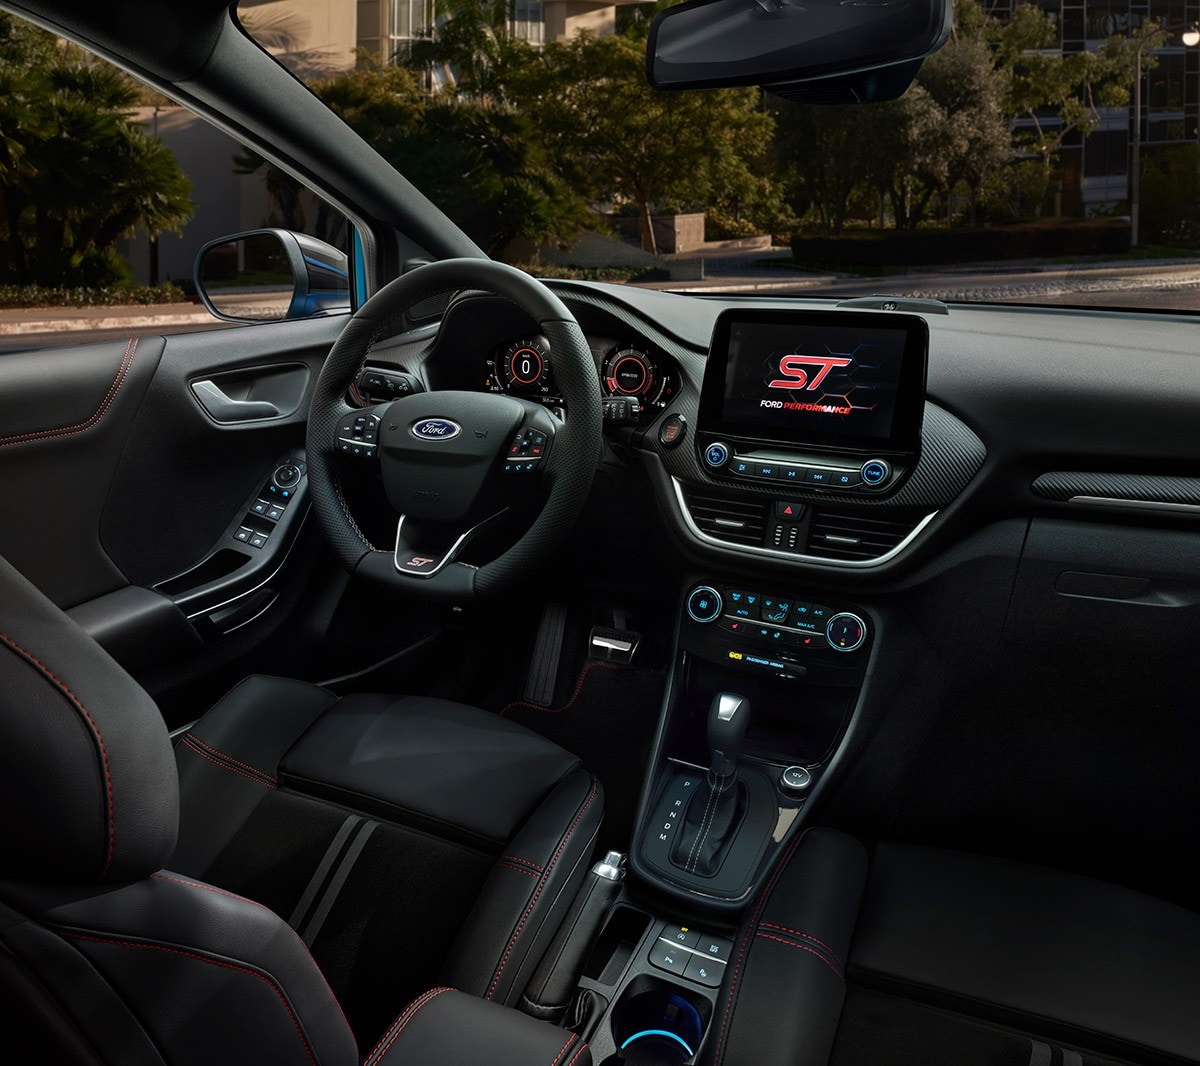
{"left": 775, "top": 501, "right": 806, "bottom": 519}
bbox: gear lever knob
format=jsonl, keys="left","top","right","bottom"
{"left": 707, "top": 692, "right": 751, "bottom": 777}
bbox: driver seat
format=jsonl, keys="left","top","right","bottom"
{"left": 172, "top": 675, "right": 602, "bottom": 1042}
{"left": 0, "top": 554, "right": 603, "bottom": 1049}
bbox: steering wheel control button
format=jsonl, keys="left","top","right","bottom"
{"left": 648, "top": 940, "right": 691, "bottom": 977}
{"left": 683, "top": 954, "right": 725, "bottom": 988}
{"left": 662, "top": 924, "right": 701, "bottom": 949}
{"left": 659, "top": 414, "right": 686, "bottom": 448}
{"left": 826, "top": 612, "right": 867, "bottom": 652}
{"left": 686, "top": 586, "right": 723, "bottom": 623}
{"left": 703, "top": 442, "right": 730, "bottom": 469}
{"left": 780, "top": 765, "right": 813, "bottom": 793}
{"left": 861, "top": 458, "right": 892, "bottom": 486}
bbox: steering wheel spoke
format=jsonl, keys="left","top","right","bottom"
{"left": 392, "top": 510, "right": 508, "bottom": 578}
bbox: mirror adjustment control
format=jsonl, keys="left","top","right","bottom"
{"left": 273, "top": 464, "right": 301, "bottom": 489}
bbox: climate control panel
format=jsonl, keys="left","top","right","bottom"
{"left": 681, "top": 579, "right": 870, "bottom": 682}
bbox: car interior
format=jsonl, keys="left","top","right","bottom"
{"left": 1, "top": 2, "right": 1199, "bottom": 1064}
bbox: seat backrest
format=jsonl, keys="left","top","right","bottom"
{"left": 0, "top": 553, "right": 357, "bottom": 1065}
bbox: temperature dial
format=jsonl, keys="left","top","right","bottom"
{"left": 825, "top": 612, "right": 867, "bottom": 653}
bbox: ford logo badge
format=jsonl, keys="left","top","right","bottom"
{"left": 411, "top": 418, "right": 462, "bottom": 441}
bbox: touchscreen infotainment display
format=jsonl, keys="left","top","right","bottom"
{"left": 698, "top": 309, "right": 927, "bottom": 453}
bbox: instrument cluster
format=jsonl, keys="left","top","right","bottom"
{"left": 484, "top": 336, "right": 677, "bottom": 417}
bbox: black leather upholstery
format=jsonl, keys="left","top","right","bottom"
{"left": 709, "top": 828, "right": 868, "bottom": 1066}
{"left": 175, "top": 675, "right": 604, "bottom": 1022}
{"left": 0, "top": 553, "right": 177, "bottom": 883}
{"left": 366, "top": 987, "right": 591, "bottom": 1066}
{"left": 850, "top": 843, "right": 1200, "bottom": 1064}
{"left": 710, "top": 831, "right": 1200, "bottom": 1066}
{"left": 281, "top": 693, "right": 581, "bottom": 843}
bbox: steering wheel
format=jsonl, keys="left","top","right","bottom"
{"left": 305, "top": 258, "right": 602, "bottom": 601}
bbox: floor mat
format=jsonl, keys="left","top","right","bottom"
{"left": 500, "top": 660, "right": 667, "bottom": 851}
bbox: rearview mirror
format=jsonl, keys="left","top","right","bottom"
{"left": 195, "top": 229, "right": 351, "bottom": 323}
{"left": 646, "top": 0, "right": 951, "bottom": 102}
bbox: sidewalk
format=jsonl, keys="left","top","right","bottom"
{"left": 0, "top": 301, "right": 216, "bottom": 335}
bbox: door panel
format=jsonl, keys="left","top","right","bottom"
{"left": 0, "top": 315, "right": 344, "bottom": 685}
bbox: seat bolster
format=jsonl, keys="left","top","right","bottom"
{"left": 708, "top": 828, "right": 868, "bottom": 1066}
{"left": 173, "top": 676, "right": 338, "bottom": 875}
{"left": 442, "top": 770, "right": 603, "bottom": 1007}
{"left": 850, "top": 843, "right": 1200, "bottom": 1064}
{"left": 365, "top": 988, "right": 590, "bottom": 1066}
{"left": 0, "top": 872, "right": 358, "bottom": 1066}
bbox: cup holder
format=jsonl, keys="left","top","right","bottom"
{"left": 610, "top": 975, "right": 712, "bottom": 1063}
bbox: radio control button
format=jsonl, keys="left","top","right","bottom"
{"left": 780, "top": 466, "right": 805, "bottom": 483}
{"left": 731, "top": 459, "right": 753, "bottom": 476}
{"left": 861, "top": 459, "right": 892, "bottom": 485}
{"left": 804, "top": 469, "right": 831, "bottom": 485}
{"left": 755, "top": 463, "right": 780, "bottom": 478}
{"left": 833, "top": 470, "right": 861, "bottom": 487}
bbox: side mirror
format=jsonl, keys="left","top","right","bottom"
{"left": 646, "top": 0, "right": 951, "bottom": 103}
{"left": 195, "top": 228, "right": 351, "bottom": 323}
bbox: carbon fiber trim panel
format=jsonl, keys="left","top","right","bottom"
{"left": 1032, "top": 472, "right": 1200, "bottom": 506}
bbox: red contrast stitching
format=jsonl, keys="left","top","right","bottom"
{"left": 758, "top": 923, "right": 844, "bottom": 967}
{"left": 0, "top": 632, "right": 114, "bottom": 878}
{"left": 60, "top": 930, "right": 317, "bottom": 1066}
{"left": 564, "top": 1044, "right": 589, "bottom": 1066}
{"left": 486, "top": 780, "right": 598, "bottom": 1001}
{"left": 500, "top": 855, "right": 544, "bottom": 870}
{"left": 150, "top": 874, "right": 354, "bottom": 1039}
{"left": 0, "top": 337, "right": 138, "bottom": 449}
{"left": 179, "top": 736, "right": 277, "bottom": 789}
{"left": 183, "top": 733, "right": 278, "bottom": 784}
{"left": 754, "top": 933, "right": 844, "bottom": 979}
{"left": 496, "top": 862, "right": 540, "bottom": 879}
{"left": 499, "top": 660, "right": 656, "bottom": 717}
{"left": 548, "top": 1033, "right": 577, "bottom": 1066}
{"left": 364, "top": 986, "right": 453, "bottom": 1065}
{"left": 712, "top": 831, "right": 804, "bottom": 1066}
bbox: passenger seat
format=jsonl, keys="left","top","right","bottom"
{"left": 711, "top": 829, "right": 1200, "bottom": 1065}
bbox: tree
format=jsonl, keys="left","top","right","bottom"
{"left": 511, "top": 32, "right": 783, "bottom": 252}
{"left": 0, "top": 14, "right": 193, "bottom": 285}
{"left": 310, "top": 58, "right": 584, "bottom": 256}
{"left": 994, "top": 4, "right": 1157, "bottom": 215}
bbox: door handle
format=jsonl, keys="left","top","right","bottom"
{"left": 191, "top": 379, "right": 282, "bottom": 423}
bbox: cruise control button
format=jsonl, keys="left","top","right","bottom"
{"left": 683, "top": 954, "right": 725, "bottom": 988}
{"left": 661, "top": 924, "right": 701, "bottom": 949}
{"left": 649, "top": 940, "right": 691, "bottom": 976}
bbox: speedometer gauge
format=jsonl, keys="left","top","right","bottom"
{"left": 487, "top": 336, "right": 554, "bottom": 397}
{"left": 603, "top": 347, "right": 663, "bottom": 403}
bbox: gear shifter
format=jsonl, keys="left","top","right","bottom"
{"left": 670, "top": 692, "right": 751, "bottom": 877}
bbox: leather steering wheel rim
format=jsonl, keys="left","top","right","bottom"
{"left": 305, "top": 258, "right": 602, "bottom": 601}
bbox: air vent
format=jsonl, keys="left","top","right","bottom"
{"left": 682, "top": 489, "right": 768, "bottom": 547}
{"left": 806, "top": 511, "right": 917, "bottom": 561}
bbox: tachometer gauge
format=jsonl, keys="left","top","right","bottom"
{"left": 603, "top": 347, "right": 663, "bottom": 403}
{"left": 489, "top": 336, "right": 553, "bottom": 395}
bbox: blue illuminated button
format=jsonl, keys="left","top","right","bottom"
{"left": 731, "top": 459, "right": 752, "bottom": 476}
{"left": 809, "top": 604, "right": 831, "bottom": 621}
{"left": 756, "top": 464, "right": 778, "bottom": 478}
{"left": 861, "top": 459, "right": 892, "bottom": 486}
{"left": 760, "top": 597, "right": 791, "bottom": 623}
{"left": 686, "top": 586, "right": 723, "bottom": 623}
{"left": 805, "top": 469, "right": 830, "bottom": 484}
{"left": 833, "top": 470, "right": 861, "bottom": 487}
{"left": 781, "top": 466, "right": 805, "bottom": 482}
{"left": 704, "top": 442, "right": 730, "bottom": 469}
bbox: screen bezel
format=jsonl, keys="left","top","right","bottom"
{"left": 697, "top": 308, "right": 929, "bottom": 454}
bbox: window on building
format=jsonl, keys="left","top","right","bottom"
{"left": 1083, "top": 128, "right": 1128, "bottom": 177}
